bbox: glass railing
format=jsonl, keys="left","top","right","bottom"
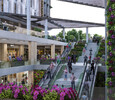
{"left": 0, "top": 60, "right": 40, "bottom": 69}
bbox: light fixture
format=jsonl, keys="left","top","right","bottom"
{"left": 10, "top": 44, "right": 14, "bottom": 47}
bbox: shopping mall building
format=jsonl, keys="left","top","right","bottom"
{"left": 0, "top": 0, "right": 67, "bottom": 86}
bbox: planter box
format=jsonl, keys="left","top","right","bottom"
{"left": 40, "top": 59, "right": 55, "bottom": 65}
{"left": 11, "top": 61, "right": 24, "bottom": 67}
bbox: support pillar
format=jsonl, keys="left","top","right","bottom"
{"left": 28, "top": 41, "right": 37, "bottom": 65}
{"left": 45, "top": 19, "right": 48, "bottom": 39}
{"left": 63, "top": 28, "right": 65, "bottom": 39}
{"left": 27, "top": 0, "right": 31, "bottom": 35}
{"left": 2, "top": 44, "right": 7, "bottom": 61}
{"left": 86, "top": 27, "right": 89, "bottom": 43}
{"left": 61, "top": 46, "right": 64, "bottom": 54}
{"left": 19, "top": 45, "right": 24, "bottom": 56}
{"left": 51, "top": 44, "right": 55, "bottom": 59}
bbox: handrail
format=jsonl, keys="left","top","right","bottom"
{"left": 48, "top": 42, "right": 75, "bottom": 88}
{"left": 89, "top": 64, "right": 98, "bottom": 100}
{"left": 77, "top": 42, "right": 100, "bottom": 99}
{"left": 77, "top": 64, "right": 87, "bottom": 99}
{"left": 39, "top": 42, "right": 74, "bottom": 87}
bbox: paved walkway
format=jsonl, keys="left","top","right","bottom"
{"left": 54, "top": 43, "right": 98, "bottom": 88}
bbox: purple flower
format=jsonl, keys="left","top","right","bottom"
{"left": 111, "top": 35, "right": 115, "bottom": 39}
{"left": 109, "top": 7, "right": 112, "bottom": 12}
{"left": 112, "top": 72, "right": 115, "bottom": 76}
{"left": 110, "top": 14, "right": 114, "bottom": 18}
{"left": 109, "top": 52, "right": 113, "bottom": 56}
{"left": 60, "top": 92, "right": 66, "bottom": 97}
{"left": 109, "top": 81, "right": 112, "bottom": 86}
{"left": 22, "top": 89, "right": 25, "bottom": 95}
{"left": 108, "top": 41, "right": 112, "bottom": 45}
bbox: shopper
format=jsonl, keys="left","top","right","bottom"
{"left": 47, "top": 67, "right": 51, "bottom": 79}
{"left": 70, "top": 73, "right": 76, "bottom": 90}
{"left": 63, "top": 67, "right": 68, "bottom": 80}
{"left": 83, "top": 48, "right": 86, "bottom": 55}
{"left": 81, "top": 92, "right": 88, "bottom": 100}
{"left": 8, "top": 54, "right": 12, "bottom": 61}
{"left": 85, "top": 43, "right": 87, "bottom": 50}
{"left": 68, "top": 59, "right": 72, "bottom": 73}
{"left": 91, "top": 60, "right": 95, "bottom": 75}
{"left": 84, "top": 55, "right": 88, "bottom": 65}
{"left": 86, "top": 66, "right": 91, "bottom": 81}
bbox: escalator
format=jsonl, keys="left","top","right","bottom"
{"left": 77, "top": 63, "right": 99, "bottom": 100}
{"left": 38, "top": 42, "right": 75, "bottom": 88}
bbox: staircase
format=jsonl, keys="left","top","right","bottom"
{"left": 54, "top": 43, "right": 98, "bottom": 89}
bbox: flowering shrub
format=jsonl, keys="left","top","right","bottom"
{"left": 0, "top": 83, "right": 78, "bottom": 100}
{"left": 106, "top": 0, "right": 115, "bottom": 99}
{"left": 34, "top": 70, "right": 46, "bottom": 85}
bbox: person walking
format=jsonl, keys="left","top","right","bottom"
{"left": 91, "top": 60, "right": 95, "bottom": 75}
{"left": 84, "top": 55, "right": 88, "bottom": 65}
{"left": 83, "top": 48, "right": 86, "bottom": 55}
{"left": 73, "top": 54, "right": 76, "bottom": 64}
{"left": 47, "top": 67, "right": 51, "bottom": 79}
{"left": 63, "top": 67, "right": 68, "bottom": 80}
{"left": 68, "top": 59, "right": 72, "bottom": 73}
{"left": 85, "top": 43, "right": 87, "bottom": 50}
{"left": 70, "top": 73, "right": 76, "bottom": 90}
{"left": 81, "top": 92, "right": 88, "bottom": 100}
{"left": 86, "top": 66, "right": 91, "bottom": 81}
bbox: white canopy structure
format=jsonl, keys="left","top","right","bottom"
{"left": 59, "top": 0, "right": 105, "bottom": 8}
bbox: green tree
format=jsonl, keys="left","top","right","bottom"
{"left": 56, "top": 31, "right": 64, "bottom": 39}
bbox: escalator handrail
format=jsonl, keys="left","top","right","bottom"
{"left": 48, "top": 42, "right": 75, "bottom": 87}
{"left": 39, "top": 42, "right": 73, "bottom": 87}
{"left": 89, "top": 64, "right": 99, "bottom": 100}
{"left": 77, "top": 64, "right": 88, "bottom": 99}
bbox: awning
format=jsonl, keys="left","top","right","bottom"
{"left": 59, "top": 0, "right": 105, "bottom": 8}
{"left": 0, "top": 12, "right": 105, "bottom": 30}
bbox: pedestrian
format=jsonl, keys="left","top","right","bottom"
{"left": 81, "top": 92, "right": 88, "bottom": 100}
{"left": 89, "top": 56, "right": 91, "bottom": 64}
{"left": 83, "top": 48, "right": 86, "bottom": 55}
{"left": 68, "top": 59, "right": 72, "bottom": 73}
{"left": 73, "top": 54, "right": 76, "bottom": 64}
{"left": 84, "top": 55, "right": 88, "bottom": 65}
{"left": 50, "top": 62, "right": 54, "bottom": 71}
{"left": 86, "top": 66, "right": 91, "bottom": 81}
{"left": 85, "top": 43, "right": 87, "bottom": 50}
{"left": 70, "top": 73, "right": 76, "bottom": 89}
{"left": 57, "top": 53, "right": 60, "bottom": 64}
{"left": 47, "top": 67, "right": 51, "bottom": 79}
{"left": 71, "top": 53, "right": 74, "bottom": 63}
{"left": 91, "top": 60, "right": 95, "bottom": 75}
{"left": 8, "top": 54, "right": 12, "bottom": 61}
{"left": 63, "top": 67, "right": 68, "bottom": 80}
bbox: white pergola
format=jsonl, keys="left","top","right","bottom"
{"left": 59, "top": 0, "right": 105, "bottom": 8}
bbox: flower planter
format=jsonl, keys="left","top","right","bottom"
{"left": 10, "top": 61, "right": 24, "bottom": 67}
{"left": 40, "top": 59, "right": 55, "bottom": 65}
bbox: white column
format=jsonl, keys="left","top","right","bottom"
{"left": 27, "top": 0, "right": 31, "bottom": 35}
{"left": 61, "top": 46, "right": 64, "bottom": 54}
{"left": 10, "top": 0, "right": 15, "bottom": 13}
{"left": 3, "top": 0, "right": 8, "bottom": 12}
{"left": 0, "top": 0, "right": 2, "bottom": 12}
{"left": 17, "top": 0, "right": 21, "bottom": 14}
{"left": 86, "top": 27, "right": 89, "bottom": 43}
{"left": 51, "top": 44, "right": 55, "bottom": 59}
{"left": 45, "top": 19, "right": 48, "bottom": 39}
{"left": 63, "top": 28, "right": 65, "bottom": 39}
{"left": 2, "top": 44, "right": 7, "bottom": 61}
{"left": 28, "top": 41, "right": 37, "bottom": 65}
{"left": 19, "top": 45, "right": 24, "bottom": 56}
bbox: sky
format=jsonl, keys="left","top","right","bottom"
{"left": 48, "top": 0, "right": 105, "bottom": 37}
